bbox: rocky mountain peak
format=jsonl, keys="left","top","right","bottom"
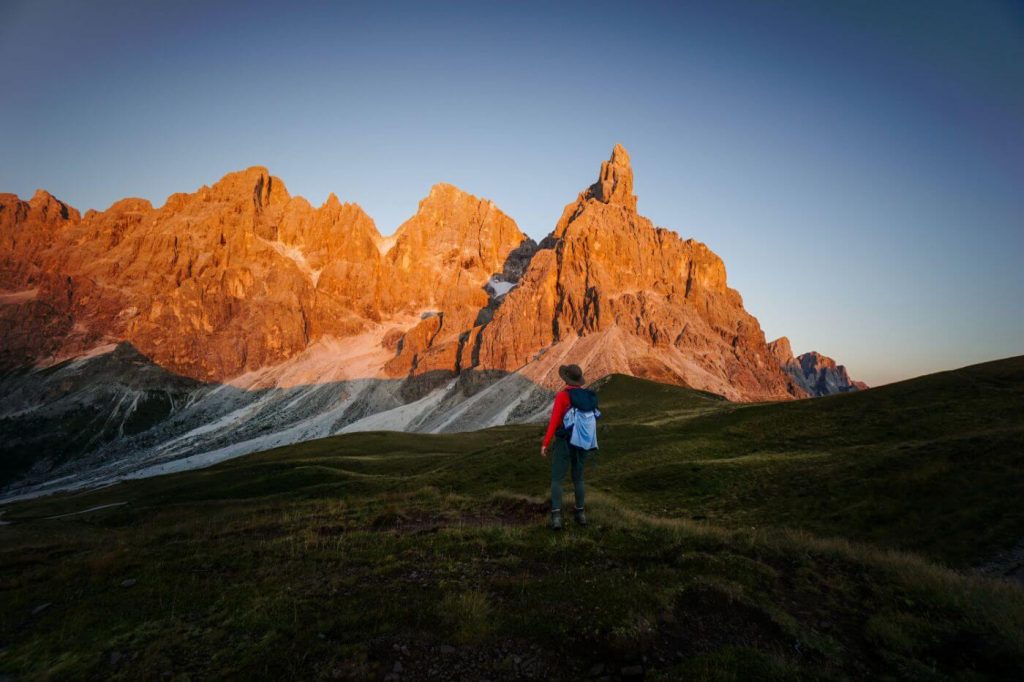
{"left": 30, "top": 189, "right": 55, "bottom": 204}
{"left": 428, "top": 181, "right": 458, "bottom": 195}
{"left": 27, "top": 189, "right": 79, "bottom": 222}
{"left": 553, "top": 144, "right": 639, "bottom": 238}
{"left": 591, "top": 143, "right": 637, "bottom": 210}
{"left": 382, "top": 182, "right": 526, "bottom": 316}
{"left": 104, "top": 197, "right": 154, "bottom": 213}
{"left": 206, "top": 166, "right": 289, "bottom": 209}
{"left": 768, "top": 336, "right": 795, "bottom": 364}
{"left": 799, "top": 351, "right": 837, "bottom": 373}
{"left": 1, "top": 151, "right": 861, "bottom": 403}
{"left": 473, "top": 146, "right": 801, "bottom": 400}
{"left": 772, "top": 347, "right": 867, "bottom": 397}
{"left": 419, "top": 182, "right": 482, "bottom": 209}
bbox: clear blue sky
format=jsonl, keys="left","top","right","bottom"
{"left": 2, "top": 0, "right": 1022, "bottom": 386}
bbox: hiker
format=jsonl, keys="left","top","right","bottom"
{"left": 541, "top": 364, "right": 600, "bottom": 530}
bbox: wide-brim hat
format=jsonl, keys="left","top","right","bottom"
{"left": 558, "top": 364, "right": 585, "bottom": 386}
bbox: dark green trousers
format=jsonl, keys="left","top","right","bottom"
{"left": 550, "top": 438, "right": 586, "bottom": 512}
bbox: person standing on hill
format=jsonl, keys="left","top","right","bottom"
{"left": 541, "top": 364, "right": 600, "bottom": 530}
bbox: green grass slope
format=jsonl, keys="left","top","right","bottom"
{"left": 1, "top": 356, "right": 1022, "bottom": 680}
{"left": 597, "top": 355, "right": 1024, "bottom": 566}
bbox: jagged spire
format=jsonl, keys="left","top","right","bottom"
{"left": 552, "top": 144, "right": 640, "bottom": 238}
{"left": 591, "top": 143, "right": 636, "bottom": 211}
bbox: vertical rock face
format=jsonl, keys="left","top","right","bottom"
{"left": 3, "top": 168, "right": 334, "bottom": 379}
{"left": 1, "top": 190, "right": 90, "bottom": 369}
{"left": 385, "top": 183, "right": 527, "bottom": 315}
{"left": 0, "top": 171, "right": 529, "bottom": 382}
{"left": 474, "top": 145, "right": 801, "bottom": 401}
{"left": 770, "top": 337, "right": 868, "bottom": 396}
{"left": 380, "top": 183, "right": 532, "bottom": 378}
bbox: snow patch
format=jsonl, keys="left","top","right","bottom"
{"left": 377, "top": 235, "right": 398, "bottom": 256}
{"left": 486, "top": 277, "right": 515, "bottom": 298}
{"left": 263, "top": 239, "right": 322, "bottom": 285}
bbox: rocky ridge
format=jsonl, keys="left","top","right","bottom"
{"left": 0, "top": 146, "right": 865, "bottom": 494}
{"left": 769, "top": 337, "right": 868, "bottom": 396}
{"left": 1, "top": 168, "right": 529, "bottom": 382}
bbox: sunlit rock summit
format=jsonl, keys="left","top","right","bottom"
{"left": 0, "top": 146, "right": 863, "bottom": 496}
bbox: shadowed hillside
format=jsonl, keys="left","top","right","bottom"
{"left": 595, "top": 355, "right": 1024, "bottom": 566}
{"left": 1, "top": 356, "right": 1022, "bottom": 679}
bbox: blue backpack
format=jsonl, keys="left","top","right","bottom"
{"left": 556, "top": 388, "right": 601, "bottom": 450}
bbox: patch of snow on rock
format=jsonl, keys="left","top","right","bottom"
{"left": 377, "top": 234, "right": 398, "bottom": 256}
{"left": 486, "top": 277, "right": 515, "bottom": 297}
{"left": 263, "top": 239, "right": 322, "bottom": 286}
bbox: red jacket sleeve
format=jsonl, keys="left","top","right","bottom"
{"left": 542, "top": 389, "right": 571, "bottom": 447}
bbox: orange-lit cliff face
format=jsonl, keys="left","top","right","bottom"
{"left": 0, "top": 146, "right": 815, "bottom": 401}
{"left": 476, "top": 144, "right": 804, "bottom": 400}
{"left": 0, "top": 169, "right": 527, "bottom": 383}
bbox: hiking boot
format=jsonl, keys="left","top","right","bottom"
{"left": 550, "top": 510, "right": 563, "bottom": 530}
{"left": 574, "top": 508, "right": 588, "bottom": 526}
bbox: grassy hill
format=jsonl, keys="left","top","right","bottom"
{"left": 1, "top": 356, "right": 1022, "bottom": 680}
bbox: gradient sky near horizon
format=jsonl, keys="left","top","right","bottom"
{"left": 2, "top": 0, "right": 1022, "bottom": 387}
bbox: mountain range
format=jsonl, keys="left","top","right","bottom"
{"left": 0, "top": 145, "right": 864, "bottom": 497}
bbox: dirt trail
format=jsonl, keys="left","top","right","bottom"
{"left": 43, "top": 502, "right": 127, "bottom": 520}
